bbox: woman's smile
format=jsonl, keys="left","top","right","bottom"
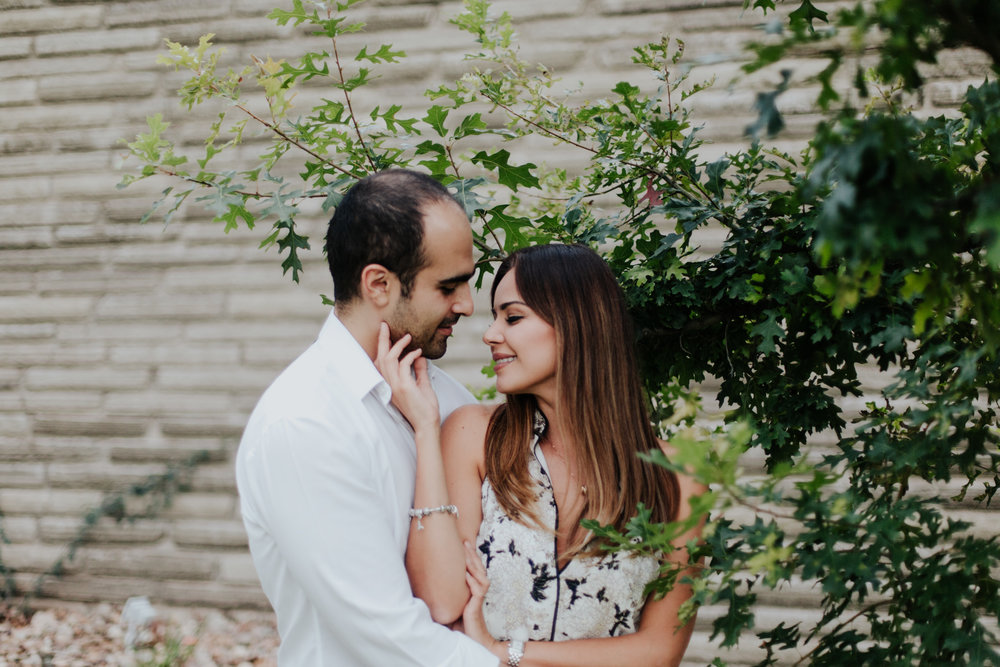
{"left": 492, "top": 353, "right": 517, "bottom": 370}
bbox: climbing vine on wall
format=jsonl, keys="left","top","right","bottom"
{"left": 0, "top": 451, "right": 212, "bottom": 618}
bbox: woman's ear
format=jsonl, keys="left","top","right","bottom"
{"left": 359, "top": 263, "right": 398, "bottom": 308}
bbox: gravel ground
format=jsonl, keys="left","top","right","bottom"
{"left": 0, "top": 601, "right": 279, "bottom": 666}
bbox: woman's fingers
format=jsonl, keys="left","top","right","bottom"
{"left": 464, "top": 540, "right": 483, "bottom": 570}
{"left": 461, "top": 547, "right": 494, "bottom": 650}
{"left": 375, "top": 323, "right": 440, "bottom": 430}
{"left": 389, "top": 350, "right": 424, "bottom": 398}
{"left": 377, "top": 322, "right": 407, "bottom": 366}
{"left": 376, "top": 322, "right": 419, "bottom": 381}
{"left": 390, "top": 333, "right": 414, "bottom": 360}
{"left": 466, "top": 571, "right": 486, "bottom": 598}
{"left": 464, "top": 541, "right": 489, "bottom": 592}
{"left": 400, "top": 347, "right": 423, "bottom": 371}
{"left": 377, "top": 321, "right": 391, "bottom": 358}
{"left": 413, "top": 356, "right": 430, "bottom": 388}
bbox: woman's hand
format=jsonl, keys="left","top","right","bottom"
{"left": 375, "top": 322, "right": 440, "bottom": 433}
{"left": 462, "top": 541, "right": 505, "bottom": 660}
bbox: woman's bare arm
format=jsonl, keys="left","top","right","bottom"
{"left": 405, "top": 403, "right": 493, "bottom": 623}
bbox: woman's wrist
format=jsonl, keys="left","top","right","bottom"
{"left": 490, "top": 639, "right": 507, "bottom": 663}
{"left": 412, "top": 419, "right": 442, "bottom": 443}
{"left": 497, "top": 639, "right": 527, "bottom": 666}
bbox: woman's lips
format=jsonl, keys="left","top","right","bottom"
{"left": 493, "top": 354, "right": 516, "bottom": 369}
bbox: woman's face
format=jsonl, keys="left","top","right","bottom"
{"left": 483, "top": 269, "right": 558, "bottom": 399}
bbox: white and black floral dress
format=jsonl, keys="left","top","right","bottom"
{"left": 476, "top": 415, "right": 661, "bottom": 642}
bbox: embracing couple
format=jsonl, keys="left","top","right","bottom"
{"left": 235, "top": 170, "right": 705, "bottom": 666}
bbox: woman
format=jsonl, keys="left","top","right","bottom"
{"left": 377, "top": 244, "right": 705, "bottom": 666}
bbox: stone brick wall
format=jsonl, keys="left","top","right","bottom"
{"left": 1, "top": 0, "right": 994, "bottom": 662}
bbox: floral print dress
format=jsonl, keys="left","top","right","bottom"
{"left": 476, "top": 415, "right": 661, "bottom": 642}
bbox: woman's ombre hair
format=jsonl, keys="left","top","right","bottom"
{"left": 484, "top": 244, "right": 680, "bottom": 557}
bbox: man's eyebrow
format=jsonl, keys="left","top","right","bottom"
{"left": 438, "top": 272, "right": 474, "bottom": 286}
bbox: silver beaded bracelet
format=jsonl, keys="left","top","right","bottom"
{"left": 407, "top": 504, "right": 458, "bottom": 530}
{"left": 507, "top": 638, "right": 524, "bottom": 666}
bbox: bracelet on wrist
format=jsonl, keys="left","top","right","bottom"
{"left": 407, "top": 504, "right": 458, "bottom": 530}
{"left": 506, "top": 638, "right": 524, "bottom": 666}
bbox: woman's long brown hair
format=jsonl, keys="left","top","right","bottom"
{"left": 484, "top": 244, "right": 681, "bottom": 557}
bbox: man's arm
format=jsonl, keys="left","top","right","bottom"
{"left": 242, "top": 415, "right": 498, "bottom": 666}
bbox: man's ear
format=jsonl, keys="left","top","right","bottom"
{"left": 359, "top": 263, "right": 398, "bottom": 308}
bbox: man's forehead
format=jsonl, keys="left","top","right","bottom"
{"left": 420, "top": 197, "right": 467, "bottom": 224}
{"left": 418, "top": 203, "right": 474, "bottom": 272}
{"left": 416, "top": 259, "right": 474, "bottom": 283}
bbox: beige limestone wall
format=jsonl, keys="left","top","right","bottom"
{"left": 1, "top": 0, "right": 994, "bottom": 663}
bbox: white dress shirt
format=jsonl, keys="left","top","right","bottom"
{"left": 236, "top": 311, "right": 498, "bottom": 666}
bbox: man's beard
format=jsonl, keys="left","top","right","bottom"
{"left": 409, "top": 315, "right": 458, "bottom": 359}
{"left": 387, "top": 303, "right": 459, "bottom": 360}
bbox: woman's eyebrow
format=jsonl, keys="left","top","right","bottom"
{"left": 491, "top": 300, "right": 527, "bottom": 318}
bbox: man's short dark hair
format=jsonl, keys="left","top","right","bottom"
{"left": 325, "top": 169, "right": 462, "bottom": 304}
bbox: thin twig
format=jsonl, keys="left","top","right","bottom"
{"left": 444, "top": 143, "right": 505, "bottom": 255}
{"left": 477, "top": 81, "right": 718, "bottom": 209}
{"left": 792, "top": 599, "right": 894, "bottom": 666}
{"left": 233, "top": 103, "right": 354, "bottom": 178}
{"left": 191, "top": 56, "right": 354, "bottom": 180}
{"left": 328, "top": 13, "right": 376, "bottom": 173}
{"left": 156, "top": 168, "right": 329, "bottom": 201}
{"left": 725, "top": 485, "right": 802, "bottom": 523}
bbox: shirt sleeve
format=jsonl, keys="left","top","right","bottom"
{"left": 245, "top": 414, "right": 498, "bottom": 666}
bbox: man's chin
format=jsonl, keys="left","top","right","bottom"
{"left": 421, "top": 342, "right": 447, "bottom": 360}
{"left": 420, "top": 334, "right": 450, "bottom": 360}
{"left": 393, "top": 328, "right": 450, "bottom": 360}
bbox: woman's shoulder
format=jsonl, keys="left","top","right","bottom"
{"left": 444, "top": 402, "right": 498, "bottom": 430}
{"left": 441, "top": 403, "right": 498, "bottom": 463}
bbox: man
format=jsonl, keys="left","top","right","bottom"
{"left": 235, "top": 170, "right": 498, "bottom": 666}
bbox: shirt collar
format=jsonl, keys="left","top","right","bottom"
{"left": 316, "top": 310, "right": 392, "bottom": 406}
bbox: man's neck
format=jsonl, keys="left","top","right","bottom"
{"left": 335, "top": 304, "right": 379, "bottom": 361}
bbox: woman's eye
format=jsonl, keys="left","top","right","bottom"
{"left": 505, "top": 315, "right": 523, "bottom": 324}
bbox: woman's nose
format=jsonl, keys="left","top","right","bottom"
{"left": 483, "top": 319, "right": 501, "bottom": 345}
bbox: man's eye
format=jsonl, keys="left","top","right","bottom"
{"left": 440, "top": 286, "right": 456, "bottom": 295}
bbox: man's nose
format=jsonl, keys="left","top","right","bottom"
{"left": 453, "top": 283, "right": 474, "bottom": 317}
